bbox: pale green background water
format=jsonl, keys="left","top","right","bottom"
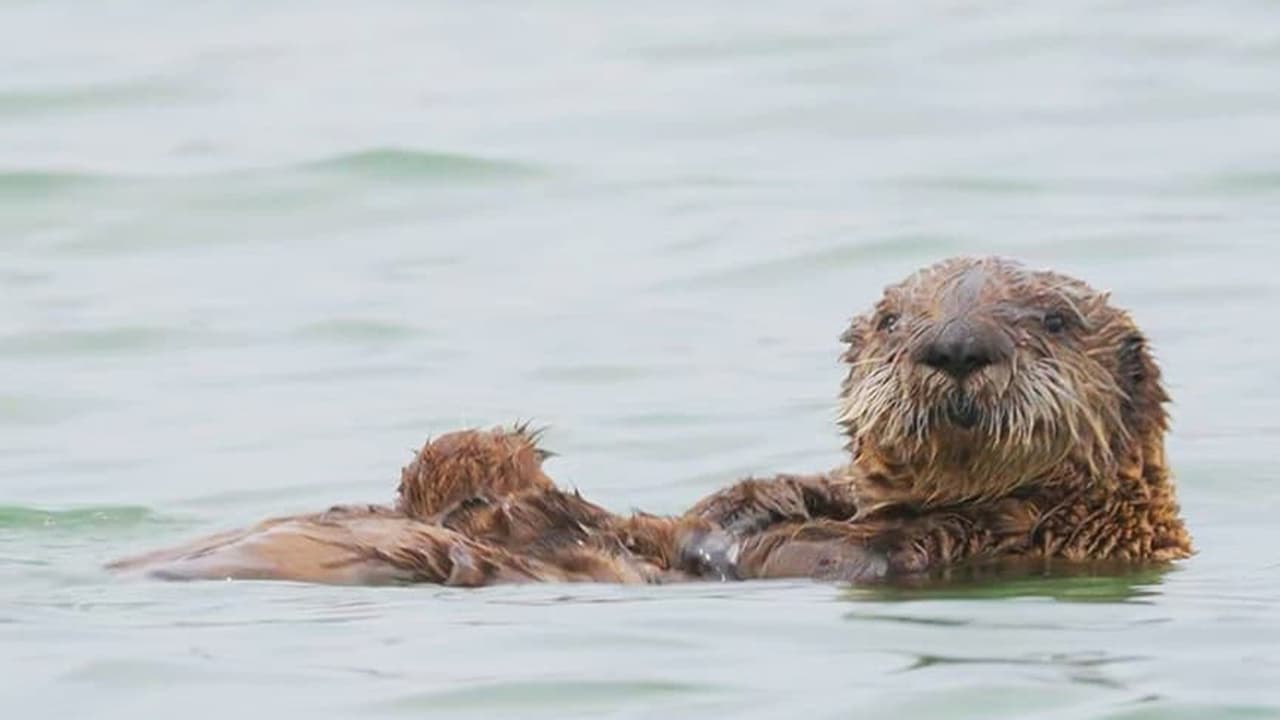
{"left": 2, "top": 1, "right": 1278, "bottom": 718}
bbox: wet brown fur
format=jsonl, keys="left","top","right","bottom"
{"left": 396, "top": 423, "right": 556, "bottom": 518}
{"left": 109, "top": 427, "right": 721, "bottom": 585}
{"left": 692, "top": 256, "right": 1192, "bottom": 580}
{"left": 110, "top": 256, "right": 1191, "bottom": 585}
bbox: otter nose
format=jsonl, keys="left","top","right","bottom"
{"left": 916, "top": 323, "right": 1010, "bottom": 381}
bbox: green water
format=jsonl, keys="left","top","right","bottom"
{"left": 2, "top": 2, "right": 1278, "bottom": 717}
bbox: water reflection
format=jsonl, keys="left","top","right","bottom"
{"left": 840, "top": 563, "right": 1173, "bottom": 603}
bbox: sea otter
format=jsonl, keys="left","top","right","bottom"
{"left": 688, "top": 255, "right": 1192, "bottom": 580}
{"left": 109, "top": 256, "right": 1192, "bottom": 585}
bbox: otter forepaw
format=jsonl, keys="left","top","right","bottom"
{"left": 676, "top": 527, "right": 741, "bottom": 581}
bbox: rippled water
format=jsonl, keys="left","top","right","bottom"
{"left": 3, "top": 2, "right": 1279, "bottom": 718}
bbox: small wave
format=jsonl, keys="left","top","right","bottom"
{"left": 379, "top": 679, "right": 712, "bottom": 713}
{"left": 1200, "top": 171, "right": 1280, "bottom": 194}
{"left": 0, "top": 505, "right": 164, "bottom": 530}
{"left": 301, "top": 147, "right": 540, "bottom": 182}
{"left": 0, "top": 326, "right": 185, "bottom": 358}
{"left": 893, "top": 175, "right": 1046, "bottom": 195}
{"left": 0, "top": 393, "right": 100, "bottom": 426}
{"left": 900, "top": 650, "right": 1148, "bottom": 676}
{"left": 293, "top": 318, "right": 420, "bottom": 344}
{"left": 0, "top": 79, "right": 193, "bottom": 119}
{"left": 0, "top": 147, "right": 538, "bottom": 204}
{"left": 0, "top": 170, "right": 106, "bottom": 197}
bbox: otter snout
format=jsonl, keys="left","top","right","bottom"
{"left": 914, "top": 321, "right": 1012, "bottom": 382}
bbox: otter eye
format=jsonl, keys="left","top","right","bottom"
{"left": 1043, "top": 311, "right": 1068, "bottom": 334}
{"left": 876, "top": 313, "right": 899, "bottom": 332}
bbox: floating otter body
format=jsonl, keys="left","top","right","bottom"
{"left": 108, "top": 427, "right": 726, "bottom": 585}
{"left": 109, "top": 257, "right": 1192, "bottom": 585}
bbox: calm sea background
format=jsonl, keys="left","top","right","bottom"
{"left": 2, "top": 2, "right": 1278, "bottom": 718}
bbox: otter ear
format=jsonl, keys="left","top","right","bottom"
{"left": 1117, "top": 332, "right": 1169, "bottom": 434}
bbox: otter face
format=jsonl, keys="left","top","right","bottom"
{"left": 838, "top": 257, "right": 1166, "bottom": 506}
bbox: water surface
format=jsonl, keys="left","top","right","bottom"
{"left": 2, "top": 2, "right": 1278, "bottom": 718}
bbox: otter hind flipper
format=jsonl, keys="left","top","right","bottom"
{"left": 397, "top": 426, "right": 557, "bottom": 518}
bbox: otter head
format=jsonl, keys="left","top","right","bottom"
{"left": 397, "top": 424, "right": 556, "bottom": 517}
{"left": 838, "top": 256, "right": 1168, "bottom": 509}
